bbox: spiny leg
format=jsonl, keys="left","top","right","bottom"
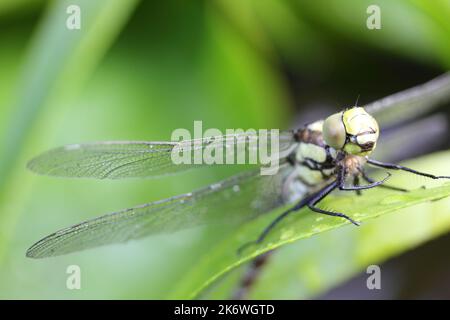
{"left": 237, "top": 180, "right": 341, "bottom": 255}
{"left": 307, "top": 168, "right": 362, "bottom": 226}
{"left": 237, "top": 176, "right": 366, "bottom": 255}
{"left": 237, "top": 201, "right": 306, "bottom": 255}
{"left": 307, "top": 205, "right": 360, "bottom": 226}
{"left": 338, "top": 170, "right": 391, "bottom": 191}
{"left": 353, "top": 176, "right": 362, "bottom": 196}
{"left": 367, "top": 158, "right": 450, "bottom": 180}
{"left": 303, "top": 180, "right": 361, "bottom": 225}
{"left": 361, "top": 169, "right": 408, "bottom": 192}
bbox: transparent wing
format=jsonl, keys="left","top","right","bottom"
{"left": 27, "top": 162, "right": 296, "bottom": 258}
{"left": 365, "top": 72, "right": 450, "bottom": 128}
{"left": 27, "top": 131, "right": 296, "bottom": 179}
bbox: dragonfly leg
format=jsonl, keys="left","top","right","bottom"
{"left": 307, "top": 204, "right": 360, "bottom": 226}
{"left": 353, "top": 176, "right": 362, "bottom": 196}
{"left": 367, "top": 158, "right": 450, "bottom": 180}
{"left": 338, "top": 167, "right": 391, "bottom": 191}
{"left": 237, "top": 179, "right": 358, "bottom": 255}
{"left": 307, "top": 170, "right": 359, "bottom": 225}
{"left": 237, "top": 205, "right": 300, "bottom": 255}
{"left": 361, "top": 169, "right": 408, "bottom": 192}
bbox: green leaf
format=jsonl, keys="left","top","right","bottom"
{"left": 246, "top": 150, "right": 450, "bottom": 299}
{"left": 169, "top": 151, "right": 450, "bottom": 299}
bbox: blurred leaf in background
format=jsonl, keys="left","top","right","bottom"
{"left": 0, "top": 0, "right": 449, "bottom": 299}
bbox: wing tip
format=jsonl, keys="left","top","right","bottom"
{"left": 26, "top": 157, "right": 42, "bottom": 174}
{"left": 25, "top": 246, "right": 45, "bottom": 259}
{"left": 26, "top": 144, "right": 83, "bottom": 176}
{"left": 26, "top": 234, "right": 60, "bottom": 259}
{"left": 26, "top": 241, "right": 61, "bottom": 259}
{"left": 26, "top": 149, "right": 56, "bottom": 175}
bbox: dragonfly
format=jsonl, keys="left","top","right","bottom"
{"left": 26, "top": 73, "right": 450, "bottom": 259}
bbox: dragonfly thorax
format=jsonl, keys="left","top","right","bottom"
{"left": 292, "top": 120, "right": 338, "bottom": 187}
{"left": 292, "top": 115, "right": 370, "bottom": 190}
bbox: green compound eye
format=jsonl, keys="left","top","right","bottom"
{"left": 323, "top": 107, "right": 380, "bottom": 156}
{"left": 323, "top": 112, "right": 346, "bottom": 150}
{"left": 342, "top": 107, "right": 379, "bottom": 156}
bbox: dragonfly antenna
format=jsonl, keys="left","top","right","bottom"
{"left": 354, "top": 94, "right": 361, "bottom": 107}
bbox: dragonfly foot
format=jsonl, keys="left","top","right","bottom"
{"left": 361, "top": 170, "right": 408, "bottom": 192}
{"left": 307, "top": 204, "right": 360, "bottom": 226}
{"left": 367, "top": 159, "right": 450, "bottom": 180}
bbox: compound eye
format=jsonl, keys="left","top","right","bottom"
{"left": 323, "top": 112, "right": 346, "bottom": 150}
{"left": 341, "top": 107, "right": 380, "bottom": 155}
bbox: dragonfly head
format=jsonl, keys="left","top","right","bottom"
{"left": 323, "top": 107, "right": 379, "bottom": 156}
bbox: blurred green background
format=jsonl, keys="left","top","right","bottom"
{"left": 0, "top": 0, "right": 450, "bottom": 299}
